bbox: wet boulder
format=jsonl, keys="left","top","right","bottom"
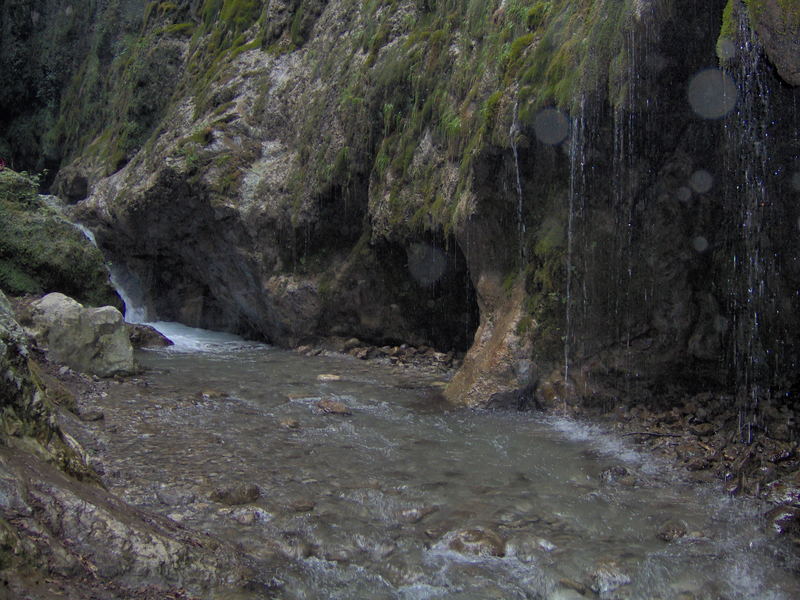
{"left": 28, "top": 293, "right": 135, "bottom": 377}
{"left": 126, "top": 323, "right": 173, "bottom": 348}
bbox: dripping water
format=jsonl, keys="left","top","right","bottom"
{"left": 564, "top": 98, "right": 586, "bottom": 398}
{"left": 724, "top": 10, "right": 775, "bottom": 443}
{"left": 510, "top": 100, "right": 526, "bottom": 264}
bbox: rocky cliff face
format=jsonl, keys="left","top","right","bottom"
{"left": 6, "top": 0, "right": 799, "bottom": 416}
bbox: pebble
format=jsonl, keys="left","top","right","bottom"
{"left": 157, "top": 487, "right": 196, "bottom": 506}
{"left": 399, "top": 506, "right": 437, "bottom": 523}
{"left": 229, "top": 506, "right": 272, "bottom": 525}
{"left": 317, "top": 374, "right": 342, "bottom": 382}
{"left": 280, "top": 418, "right": 300, "bottom": 429}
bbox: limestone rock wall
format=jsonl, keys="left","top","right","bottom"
{"left": 5, "top": 0, "right": 799, "bottom": 411}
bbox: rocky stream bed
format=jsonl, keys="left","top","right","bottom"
{"left": 3, "top": 328, "right": 800, "bottom": 600}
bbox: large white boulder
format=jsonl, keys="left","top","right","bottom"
{"left": 29, "top": 293, "right": 135, "bottom": 377}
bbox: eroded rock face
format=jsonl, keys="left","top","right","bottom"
{"left": 28, "top": 293, "right": 135, "bottom": 377}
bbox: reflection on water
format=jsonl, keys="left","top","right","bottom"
{"left": 88, "top": 336, "right": 799, "bottom": 599}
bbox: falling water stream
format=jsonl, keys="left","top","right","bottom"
{"left": 510, "top": 100, "right": 527, "bottom": 264}
{"left": 72, "top": 323, "right": 799, "bottom": 600}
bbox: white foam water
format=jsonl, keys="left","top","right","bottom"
{"left": 145, "top": 320, "right": 253, "bottom": 353}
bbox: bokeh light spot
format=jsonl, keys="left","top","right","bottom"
{"left": 687, "top": 68, "right": 738, "bottom": 119}
{"left": 717, "top": 39, "right": 736, "bottom": 60}
{"left": 676, "top": 186, "right": 692, "bottom": 202}
{"left": 534, "top": 108, "right": 570, "bottom": 145}
{"left": 689, "top": 170, "right": 714, "bottom": 194}
{"left": 693, "top": 236, "right": 709, "bottom": 253}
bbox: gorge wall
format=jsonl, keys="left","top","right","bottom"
{"left": 2, "top": 0, "right": 799, "bottom": 422}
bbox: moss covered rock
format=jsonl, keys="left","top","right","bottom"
{"left": 0, "top": 169, "right": 119, "bottom": 307}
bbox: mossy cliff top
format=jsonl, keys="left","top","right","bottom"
{"left": 61, "top": 1, "right": 649, "bottom": 230}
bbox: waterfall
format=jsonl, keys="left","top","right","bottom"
{"left": 66, "top": 215, "right": 150, "bottom": 323}
{"left": 107, "top": 263, "right": 149, "bottom": 324}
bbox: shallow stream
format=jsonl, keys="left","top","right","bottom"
{"left": 84, "top": 325, "right": 799, "bottom": 599}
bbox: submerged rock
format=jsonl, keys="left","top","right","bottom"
{"left": 588, "top": 560, "right": 632, "bottom": 595}
{"left": 316, "top": 398, "right": 352, "bottom": 415}
{"left": 658, "top": 520, "right": 688, "bottom": 542}
{"left": 447, "top": 527, "right": 506, "bottom": 557}
{"left": 210, "top": 483, "right": 261, "bottom": 506}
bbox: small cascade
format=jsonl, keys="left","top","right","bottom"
{"left": 67, "top": 213, "right": 149, "bottom": 324}
{"left": 72, "top": 221, "right": 98, "bottom": 246}
{"left": 107, "top": 262, "right": 149, "bottom": 324}
{"left": 509, "top": 100, "right": 526, "bottom": 264}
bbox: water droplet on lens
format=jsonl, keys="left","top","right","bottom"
{"left": 676, "top": 187, "right": 692, "bottom": 202}
{"left": 717, "top": 38, "right": 736, "bottom": 60}
{"left": 687, "top": 68, "right": 738, "bottom": 119}
{"left": 534, "top": 108, "right": 569, "bottom": 145}
{"left": 693, "top": 236, "right": 709, "bottom": 252}
{"left": 689, "top": 170, "right": 713, "bottom": 194}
